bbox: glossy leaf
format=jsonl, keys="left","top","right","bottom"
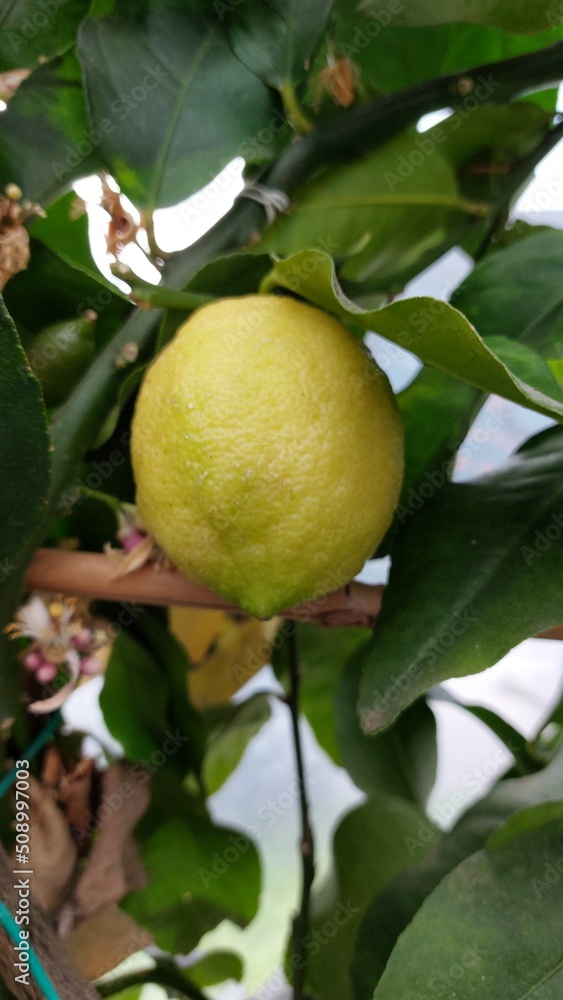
{"left": 263, "top": 249, "right": 563, "bottom": 420}
{"left": 359, "top": 427, "right": 563, "bottom": 734}
{"left": 0, "top": 297, "right": 51, "bottom": 572}
{"left": 78, "top": 8, "right": 275, "bottom": 208}
{"left": 0, "top": 1, "right": 87, "bottom": 72}
{"left": 451, "top": 230, "right": 563, "bottom": 357}
{"left": 358, "top": 0, "right": 563, "bottom": 34}
{"left": 372, "top": 806, "right": 563, "bottom": 999}
{"left": 226, "top": 0, "right": 333, "bottom": 88}
{"left": 186, "top": 950, "right": 243, "bottom": 987}
{"left": 0, "top": 51, "right": 99, "bottom": 204}
{"left": 337, "top": 653, "right": 437, "bottom": 806}
{"left": 351, "top": 750, "right": 563, "bottom": 999}
{"left": 203, "top": 693, "right": 271, "bottom": 795}
{"left": 306, "top": 794, "right": 438, "bottom": 1000}
{"left": 260, "top": 135, "right": 478, "bottom": 287}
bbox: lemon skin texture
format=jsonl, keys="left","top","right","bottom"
{"left": 131, "top": 295, "right": 404, "bottom": 618}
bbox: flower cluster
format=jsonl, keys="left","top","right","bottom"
{"left": 5, "top": 595, "right": 111, "bottom": 714}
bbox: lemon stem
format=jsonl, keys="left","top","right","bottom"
{"left": 287, "top": 625, "right": 315, "bottom": 999}
{"left": 280, "top": 81, "right": 314, "bottom": 135}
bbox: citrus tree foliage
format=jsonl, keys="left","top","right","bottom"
{"left": 1, "top": 2, "right": 563, "bottom": 999}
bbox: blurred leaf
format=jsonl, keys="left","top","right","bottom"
{"left": 451, "top": 230, "right": 563, "bottom": 357}
{"left": 306, "top": 794, "right": 438, "bottom": 1000}
{"left": 358, "top": 427, "right": 563, "bottom": 735}
{"left": 183, "top": 251, "right": 273, "bottom": 297}
{"left": 123, "top": 812, "right": 260, "bottom": 954}
{"left": 172, "top": 608, "right": 279, "bottom": 710}
{"left": 203, "top": 693, "right": 271, "bottom": 795}
{"left": 3, "top": 239, "right": 129, "bottom": 347}
{"left": 325, "top": 5, "right": 563, "bottom": 93}
{"left": 78, "top": 8, "right": 275, "bottom": 208}
{"left": 226, "top": 0, "right": 333, "bottom": 88}
{"left": 186, "top": 950, "right": 243, "bottom": 987}
{"left": 100, "top": 630, "right": 171, "bottom": 761}
{"left": 358, "top": 0, "right": 563, "bottom": 33}
{"left": 0, "top": 50, "right": 100, "bottom": 204}
{"left": 63, "top": 905, "right": 152, "bottom": 981}
{"left": 351, "top": 749, "right": 563, "bottom": 999}
{"left": 260, "top": 134, "right": 479, "bottom": 287}
{"left": 0, "top": 296, "right": 51, "bottom": 571}
{"left": 337, "top": 654, "right": 437, "bottom": 806}
{"left": 263, "top": 249, "right": 563, "bottom": 420}
{"left": 372, "top": 805, "right": 563, "bottom": 999}
{"left": 289, "top": 623, "right": 369, "bottom": 763}
{"left": 134, "top": 611, "right": 207, "bottom": 776}
{"left": 0, "top": 1, "right": 87, "bottom": 72}
{"left": 484, "top": 334, "right": 563, "bottom": 404}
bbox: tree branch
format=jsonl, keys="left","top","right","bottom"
{"left": 287, "top": 627, "right": 315, "bottom": 1000}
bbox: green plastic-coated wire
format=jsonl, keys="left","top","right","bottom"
{"left": 0, "top": 711, "right": 62, "bottom": 802}
{"left": 0, "top": 899, "right": 61, "bottom": 1000}
{"left": 0, "top": 711, "right": 63, "bottom": 999}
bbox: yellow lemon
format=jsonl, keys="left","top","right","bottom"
{"left": 131, "top": 295, "right": 403, "bottom": 617}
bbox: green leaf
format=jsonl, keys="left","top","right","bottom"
{"left": 263, "top": 249, "right": 563, "bottom": 420}
{"left": 260, "top": 135, "right": 482, "bottom": 287}
{"left": 289, "top": 623, "right": 370, "bottom": 764}
{"left": 186, "top": 950, "right": 243, "bottom": 988}
{"left": 358, "top": 0, "right": 563, "bottom": 34}
{"left": 77, "top": 8, "right": 275, "bottom": 208}
{"left": 451, "top": 230, "right": 563, "bottom": 357}
{"left": 359, "top": 427, "right": 563, "bottom": 735}
{"left": 0, "top": 51, "right": 100, "bottom": 204}
{"left": 372, "top": 806, "right": 563, "bottom": 999}
{"left": 133, "top": 611, "right": 207, "bottom": 777}
{"left": 0, "top": 1, "right": 87, "bottom": 72}
{"left": 351, "top": 750, "right": 563, "bottom": 999}
{"left": 100, "top": 630, "right": 171, "bottom": 761}
{"left": 325, "top": 7, "right": 563, "bottom": 93}
{"left": 337, "top": 653, "right": 437, "bottom": 806}
{"left": 226, "top": 0, "right": 333, "bottom": 88}
{"left": 397, "top": 366, "right": 479, "bottom": 507}
{"left": 306, "top": 794, "right": 438, "bottom": 1000}
{"left": 203, "top": 693, "right": 271, "bottom": 795}
{"left": 124, "top": 811, "right": 261, "bottom": 954}
{"left": 0, "top": 297, "right": 51, "bottom": 573}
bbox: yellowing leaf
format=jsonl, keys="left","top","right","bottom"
{"left": 170, "top": 607, "right": 280, "bottom": 709}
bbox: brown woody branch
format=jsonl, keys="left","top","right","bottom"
{"left": 24, "top": 548, "right": 563, "bottom": 639}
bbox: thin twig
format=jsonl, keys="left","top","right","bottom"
{"left": 97, "top": 962, "right": 208, "bottom": 1000}
{"left": 287, "top": 626, "right": 315, "bottom": 1000}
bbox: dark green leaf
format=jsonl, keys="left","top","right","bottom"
{"left": 337, "top": 653, "right": 437, "bottom": 806}
{"left": 359, "top": 427, "right": 563, "bottom": 734}
{"left": 78, "top": 9, "right": 275, "bottom": 208}
{"left": 306, "top": 794, "right": 438, "bottom": 1000}
{"left": 324, "top": 7, "right": 563, "bottom": 93}
{"left": 372, "top": 806, "right": 563, "bottom": 998}
{"left": 263, "top": 249, "right": 563, "bottom": 420}
{"left": 0, "top": 297, "right": 51, "bottom": 571}
{"left": 0, "top": 0, "right": 87, "bottom": 72}
{"left": 203, "top": 693, "right": 271, "bottom": 795}
{"left": 351, "top": 749, "right": 563, "bottom": 999}
{"left": 358, "top": 0, "right": 563, "bottom": 33}
{"left": 226, "top": 0, "right": 333, "bottom": 88}
{"left": 451, "top": 230, "right": 563, "bottom": 357}
{"left": 0, "top": 51, "right": 99, "bottom": 204}
{"left": 100, "top": 630, "right": 171, "bottom": 760}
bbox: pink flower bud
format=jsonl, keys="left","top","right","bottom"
{"left": 72, "top": 628, "right": 92, "bottom": 650}
{"left": 24, "top": 651, "right": 43, "bottom": 671}
{"left": 80, "top": 656, "right": 101, "bottom": 676}
{"left": 36, "top": 662, "right": 57, "bottom": 683}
